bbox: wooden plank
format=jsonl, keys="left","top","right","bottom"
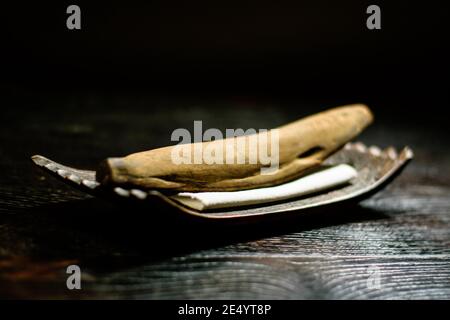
{"left": 1, "top": 97, "right": 450, "bottom": 299}
{"left": 2, "top": 256, "right": 448, "bottom": 299}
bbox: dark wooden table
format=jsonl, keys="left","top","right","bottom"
{"left": 1, "top": 91, "right": 449, "bottom": 299}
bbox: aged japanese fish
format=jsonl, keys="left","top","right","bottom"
{"left": 97, "top": 104, "right": 373, "bottom": 192}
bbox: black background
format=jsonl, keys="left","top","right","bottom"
{"left": 2, "top": 1, "right": 449, "bottom": 118}
{"left": 0, "top": 1, "right": 449, "bottom": 158}
{"left": 1, "top": 1, "right": 450, "bottom": 300}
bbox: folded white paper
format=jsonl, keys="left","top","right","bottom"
{"left": 171, "top": 164, "right": 357, "bottom": 211}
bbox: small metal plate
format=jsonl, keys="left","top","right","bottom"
{"left": 31, "top": 142, "right": 413, "bottom": 220}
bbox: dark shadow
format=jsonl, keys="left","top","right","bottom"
{"left": 3, "top": 195, "right": 389, "bottom": 272}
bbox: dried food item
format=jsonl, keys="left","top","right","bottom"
{"left": 31, "top": 103, "right": 413, "bottom": 217}
{"left": 31, "top": 143, "right": 413, "bottom": 217}
{"left": 97, "top": 104, "right": 373, "bottom": 191}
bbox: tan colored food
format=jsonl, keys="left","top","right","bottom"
{"left": 97, "top": 104, "right": 373, "bottom": 191}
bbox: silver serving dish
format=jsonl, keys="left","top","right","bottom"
{"left": 31, "top": 142, "right": 413, "bottom": 221}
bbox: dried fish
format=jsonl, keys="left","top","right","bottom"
{"left": 97, "top": 104, "right": 373, "bottom": 191}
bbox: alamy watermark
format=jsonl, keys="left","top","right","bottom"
{"left": 66, "top": 5, "right": 81, "bottom": 30}
{"left": 65, "top": 5, "right": 381, "bottom": 31}
{"left": 170, "top": 121, "right": 280, "bottom": 175}
{"left": 312, "top": 264, "right": 382, "bottom": 293}
{"left": 366, "top": 265, "right": 381, "bottom": 290}
{"left": 66, "top": 264, "right": 81, "bottom": 290}
{"left": 366, "top": 5, "right": 381, "bottom": 30}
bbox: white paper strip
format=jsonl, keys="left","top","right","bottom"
{"left": 171, "top": 164, "right": 357, "bottom": 211}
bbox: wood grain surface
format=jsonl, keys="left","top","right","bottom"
{"left": 1, "top": 93, "right": 449, "bottom": 299}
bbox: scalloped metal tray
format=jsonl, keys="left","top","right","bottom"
{"left": 31, "top": 142, "right": 413, "bottom": 220}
